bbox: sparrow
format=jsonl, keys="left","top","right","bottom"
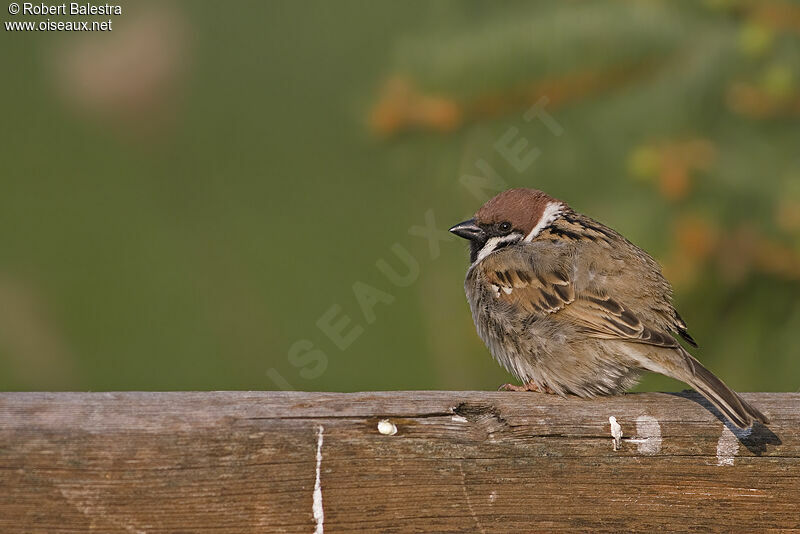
{"left": 450, "top": 188, "right": 768, "bottom": 428}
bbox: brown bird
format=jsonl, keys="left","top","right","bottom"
{"left": 450, "top": 188, "right": 768, "bottom": 428}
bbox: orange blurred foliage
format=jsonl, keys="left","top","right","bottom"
{"left": 675, "top": 214, "right": 719, "bottom": 260}
{"left": 747, "top": 1, "right": 800, "bottom": 34}
{"left": 369, "top": 61, "right": 658, "bottom": 137}
{"left": 775, "top": 198, "right": 800, "bottom": 232}
{"left": 629, "top": 139, "right": 716, "bottom": 201}
{"left": 665, "top": 217, "right": 800, "bottom": 288}
{"left": 662, "top": 214, "right": 719, "bottom": 287}
{"left": 370, "top": 77, "right": 462, "bottom": 136}
{"left": 727, "top": 82, "right": 800, "bottom": 119}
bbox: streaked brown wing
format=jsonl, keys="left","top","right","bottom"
{"left": 564, "top": 294, "right": 679, "bottom": 348}
{"left": 479, "top": 249, "right": 574, "bottom": 314}
{"left": 478, "top": 247, "right": 678, "bottom": 349}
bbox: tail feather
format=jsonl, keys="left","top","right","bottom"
{"left": 680, "top": 349, "right": 768, "bottom": 429}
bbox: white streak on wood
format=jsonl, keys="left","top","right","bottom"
{"left": 631, "top": 415, "right": 662, "bottom": 455}
{"left": 716, "top": 424, "right": 752, "bottom": 467}
{"left": 451, "top": 415, "right": 468, "bottom": 423}
{"left": 457, "top": 461, "right": 486, "bottom": 534}
{"left": 58, "top": 487, "right": 146, "bottom": 534}
{"left": 377, "top": 419, "right": 398, "bottom": 435}
{"left": 313, "top": 425, "right": 324, "bottom": 534}
{"left": 609, "top": 416, "right": 622, "bottom": 451}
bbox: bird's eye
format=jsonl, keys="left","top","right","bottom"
{"left": 499, "top": 222, "right": 512, "bottom": 233}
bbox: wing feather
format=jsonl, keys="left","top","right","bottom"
{"left": 478, "top": 247, "right": 678, "bottom": 349}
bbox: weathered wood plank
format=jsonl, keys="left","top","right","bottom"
{"left": 0, "top": 391, "right": 797, "bottom": 532}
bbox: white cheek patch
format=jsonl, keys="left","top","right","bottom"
{"left": 524, "top": 201, "right": 564, "bottom": 242}
{"left": 476, "top": 233, "right": 523, "bottom": 263}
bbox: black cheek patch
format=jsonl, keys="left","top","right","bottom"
{"left": 469, "top": 240, "right": 484, "bottom": 263}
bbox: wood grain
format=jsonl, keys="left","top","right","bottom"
{"left": 0, "top": 391, "right": 797, "bottom": 533}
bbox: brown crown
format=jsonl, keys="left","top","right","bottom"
{"left": 475, "top": 188, "right": 562, "bottom": 235}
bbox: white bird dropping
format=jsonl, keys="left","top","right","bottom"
{"left": 377, "top": 419, "right": 397, "bottom": 436}
{"left": 609, "top": 416, "right": 622, "bottom": 451}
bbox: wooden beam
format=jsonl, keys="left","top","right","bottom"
{"left": 0, "top": 391, "right": 797, "bottom": 532}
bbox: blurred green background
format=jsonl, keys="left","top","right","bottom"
{"left": 1, "top": 1, "right": 798, "bottom": 393}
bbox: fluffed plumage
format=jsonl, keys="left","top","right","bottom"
{"left": 451, "top": 188, "right": 768, "bottom": 428}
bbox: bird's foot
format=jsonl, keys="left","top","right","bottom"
{"left": 497, "top": 383, "right": 526, "bottom": 392}
{"left": 498, "top": 381, "right": 556, "bottom": 394}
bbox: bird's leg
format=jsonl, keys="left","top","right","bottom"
{"left": 498, "top": 381, "right": 556, "bottom": 394}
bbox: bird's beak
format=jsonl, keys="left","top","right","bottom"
{"left": 449, "top": 219, "right": 484, "bottom": 241}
